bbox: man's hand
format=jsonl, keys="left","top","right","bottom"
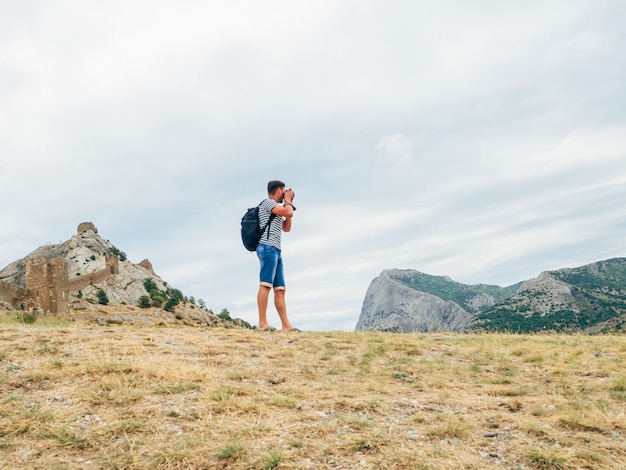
{"left": 284, "top": 188, "right": 295, "bottom": 204}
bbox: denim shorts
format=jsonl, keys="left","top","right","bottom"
{"left": 257, "top": 243, "right": 285, "bottom": 290}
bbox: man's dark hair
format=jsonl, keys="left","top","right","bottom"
{"left": 267, "top": 180, "right": 286, "bottom": 195}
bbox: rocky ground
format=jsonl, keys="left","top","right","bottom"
{"left": 0, "top": 312, "right": 625, "bottom": 469}
{"left": 65, "top": 301, "right": 234, "bottom": 328}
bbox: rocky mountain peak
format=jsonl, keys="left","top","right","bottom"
{"left": 355, "top": 269, "right": 476, "bottom": 332}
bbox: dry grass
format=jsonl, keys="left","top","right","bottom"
{"left": 0, "top": 312, "right": 625, "bottom": 469}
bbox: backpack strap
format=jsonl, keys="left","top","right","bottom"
{"left": 259, "top": 202, "right": 277, "bottom": 240}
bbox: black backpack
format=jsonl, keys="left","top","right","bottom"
{"left": 241, "top": 203, "right": 277, "bottom": 251}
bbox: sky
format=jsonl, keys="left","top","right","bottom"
{"left": 1, "top": 1, "right": 625, "bottom": 331}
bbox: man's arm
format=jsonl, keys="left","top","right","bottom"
{"left": 282, "top": 207, "right": 292, "bottom": 232}
{"left": 272, "top": 188, "right": 294, "bottom": 232}
{"left": 271, "top": 205, "right": 293, "bottom": 218}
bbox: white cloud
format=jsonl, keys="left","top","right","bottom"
{"left": 375, "top": 134, "right": 415, "bottom": 166}
{"left": 1, "top": 0, "right": 625, "bottom": 330}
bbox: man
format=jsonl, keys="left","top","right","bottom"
{"left": 256, "top": 180, "right": 299, "bottom": 332}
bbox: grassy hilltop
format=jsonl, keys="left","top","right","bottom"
{"left": 1, "top": 312, "right": 625, "bottom": 469}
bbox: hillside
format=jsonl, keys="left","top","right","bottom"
{"left": 470, "top": 258, "right": 626, "bottom": 333}
{"left": 1, "top": 316, "right": 624, "bottom": 469}
{"left": 357, "top": 258, "right": 626, "bottom": 334}
{"left": 0, "top": 222, "right": 227, "bottom": 327}
{"left": 391, "top": 270, "right": 518, "bottom": 312}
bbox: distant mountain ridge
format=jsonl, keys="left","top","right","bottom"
{"left": 470, "top": 258, "right": 626, "bottom": 333}
{"left": 356, "top": 258, "right": 626, "bottom": 334}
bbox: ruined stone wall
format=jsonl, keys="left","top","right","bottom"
{"left": 139, "top": 259, "right": 154, "bottom": 274}
{"left": 69, "top": 268, "right": 109, "bottom": 292}
{"left": 3, "top": 251, "right": 119, "bottom": 312}
{"left": 68, "top": 255, "right": 119, "bottom": 292}
{"left": 0, "top": 280, "right": 29, "bottom": 308}
{"left": 107, "top": 254, "right": 119, "bottom": 275}
{"left": 25, "top": 258, "right": 70, "bottom": 313}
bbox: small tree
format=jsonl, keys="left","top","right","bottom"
{"left": 139, "top": 295, "right": 151, "bottom": 308}
{"left": 218, "top": 308, "right": 232, "bottom": 321}
{"left": 97, "top": 289, "right": 109, "bottom": 305}
{"left": 198, "top": 299, "right": 206, "bottom": 310}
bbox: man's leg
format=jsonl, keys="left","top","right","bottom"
{"left": 257, "top": 285, "right": 271, "bottom": 330}
{"left": 274, "top": 289, "right": 295, "bottom": 331}
{"left": 257, "top": 243, "right": 278, "bottom": 330}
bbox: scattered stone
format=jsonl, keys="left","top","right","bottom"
{"left": 268, "top": 373, "right": 286, "bottom": 384}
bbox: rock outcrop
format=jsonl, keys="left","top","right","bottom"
{"left": 355, "top": 270, "right": 473, "bottom": 332}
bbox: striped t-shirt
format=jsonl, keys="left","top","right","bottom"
{"left": 258, "top": 199, "right": 284, "bottom": 250}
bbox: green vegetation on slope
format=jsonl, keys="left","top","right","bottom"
{"left": 389, "top": 270, "right": 516, "bottom": 312}
{"left": 472, "top": 258, "right": 626, "bottom": 333}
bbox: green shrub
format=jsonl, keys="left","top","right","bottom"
{"left": 109, "top": 246, "right": 127, "bottom": 261}
{"left": 164, "top": 298, "right": 179, "bottom": 312}
{"left": 167, "top": 288, "right": 183, "bottom": 303}
{"left": 138, "top": 296, "right": 151, "bottom": 308}
{"left": 144, "top": 278, "right": 158, "bottom": 293}
{"left": 143, "top": 278, "right": 186, "bottom": 313}
{"left": 150, "top": 292, "right": 166, "bottom": 307}
{"left": 97, "top": 289, "right": 109, "bottom": 305}
{"left": 17, "top": 312, "right": 38, "bottom": 324}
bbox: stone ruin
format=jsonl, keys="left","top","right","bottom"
{"left": 0, "top": 222, "right": 120, "bottom": 313}
{"left": 77, "top": 221, "right": 98, "bottom": 234}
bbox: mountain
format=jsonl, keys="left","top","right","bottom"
{"left": 0, "top": 222, "right": 230, "bottom": 327}
{"left": 356, "top": 258, "right": 626, "bottom": 334}
{"left": 355, "top": 269, "right": 518, "bottom": 332}
{"left": 469, "top": 258, "right": 626, "bottom": 333}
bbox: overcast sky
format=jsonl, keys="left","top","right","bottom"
{"left": 1, "top": 1, "right": 625, "bottom": 331}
